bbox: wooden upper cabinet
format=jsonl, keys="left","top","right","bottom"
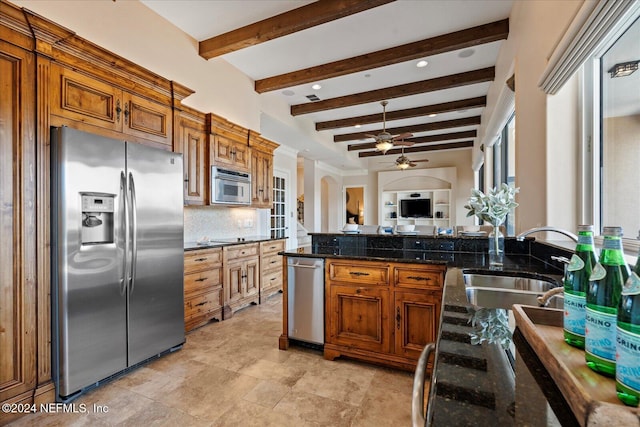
{"left": 50, "top": 64, "right": 121, "bottom": 132}
{"left": 207, "top": 112, "right": 250, "bottom": 172}
{"left": 248, "top": 131, "right": 278, "bottom": 208}
{"left": 121, "top": 92, "right": 172, "bottom": 145}
{"left": 50, "top": 64, "right": 172, "bottom": 147}
{"left": 177, "top": 108, "right": 208, "bottom": 205}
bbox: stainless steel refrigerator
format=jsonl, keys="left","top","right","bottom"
{"left": 51, "top": 126, "right": 185, "bottom": 400}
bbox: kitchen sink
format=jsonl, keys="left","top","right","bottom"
{"left": 463, "top": 271, "right": 564, "bottom": 310}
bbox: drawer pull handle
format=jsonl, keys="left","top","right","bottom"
{"left": 349, "top": 271, "right": 370, "bottom": 276}
{"left": 195, "top": 277, "right": 207, "bottom": 282}
{"left": 407, "top": 276, "right": 431, "bottom": 281}
{"left": 396, "top": 307, "right": 401, "bottom": 330}
{"left": 195, "top": 301, "right": 208, "bottom": 307}
{"left": 195, "top": 258, "right": 207, "bottom": 262}
{"left": 270, "top": 260, "right": 278, "bottom": 264}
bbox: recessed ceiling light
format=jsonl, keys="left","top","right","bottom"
{"left": 458, "top": 49, "right": 475, "bottom": 58}
{"left": 364, "top": 73, "right": 371, "bottom": 78}
{"left": 282, "top": 90, "right": 295, "bottom": 96}
{"left": 428, "top": 113, "right": 437, "bottom": 118}
{"left": 416, "top": 60, "right": 428, "bottom": 68}
{"left": 311, "top": 83, "right": 322, "bottom": 90}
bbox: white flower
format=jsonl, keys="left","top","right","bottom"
{"left": 464, "top": 183, "right": 519, "bottom": 227}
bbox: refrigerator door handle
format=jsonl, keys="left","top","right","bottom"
{"left": 120, "top": 171, "right": 129, "bottom": 296}
{"left": 129, "top": 172, "right": 138, "bottom": 294}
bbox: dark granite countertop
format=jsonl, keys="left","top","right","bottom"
{"left": 283, "top": 234, "right": 572, "bottom": 425}
{"left": 184, "top": 235, "right": 282, "bottom": 251}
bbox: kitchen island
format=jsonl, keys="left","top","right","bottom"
{"left": 280, "top": 233, "right": 585, "bottom": 425}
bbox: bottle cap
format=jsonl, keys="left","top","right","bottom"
{"left": 577, "top": 225, "right": 594, "bottom": 232}
{"left": 602, "top": 226, "right": 623, "bottom": 237}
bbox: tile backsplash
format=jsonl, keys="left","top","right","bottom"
{"left": 184, "top": 206, "right": 261, "bottom": 242}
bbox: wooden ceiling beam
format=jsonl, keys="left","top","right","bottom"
{"left": 317, "top": 96, "right": 486, "bottom": 131}
{"left": 334, "top": 116, "right": 480, "bottom": 142}
{"left": 291, "top": 67, "right": 494, "bottom": 116}
{"left": 359, "top": 141, "right": 474, "bottom": 157}
{"left": 256, "top": 19, "right": 508, "bottom": 93}
{"left": 199, "top": 0, "right": 394, "bottom": 59}
{"left": 347, "top": 130, "right": 476, "bottom": 151}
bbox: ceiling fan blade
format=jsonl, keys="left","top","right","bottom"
{"left": 395, "top": 141, "right": 414, "bottom": 147}
{"left": 364, "top": 133, "right": 378, "bottom": 139}
{"left": 409, "top": 163, "right": 417, "bottom": 167}
{"left": 412, "top": 159, "right": 430, "bottom": 163}
{"left": 392, "top": 132, "right": 413, "bottom": 140}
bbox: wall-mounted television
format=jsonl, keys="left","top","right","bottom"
{"left": 400, "top": 198, "right": 432, "bottom": 218}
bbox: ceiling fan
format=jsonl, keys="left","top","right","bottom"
{"left": 393, "top": 145, "right": 429, "bottom": 170}
{"left": 366, "top": 101, "right": 414, "bottom": 153}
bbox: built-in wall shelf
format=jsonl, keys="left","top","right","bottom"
{"left": 380, "top": 189, "right": 451, "bottom": 229}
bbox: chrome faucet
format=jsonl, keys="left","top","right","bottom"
{"left": 516, "top": 226, "right": 578, "bottom": 242}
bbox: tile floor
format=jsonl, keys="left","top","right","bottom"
{"left": 9, "top": 294, "right": 415, "bottom": 426}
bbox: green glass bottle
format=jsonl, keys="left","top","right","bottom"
{"left": 616, "top": 252, "right": 640, "bottom": 406}
{"left": 564, "top": 225, "right": 597, "bottom": 348}
{"left": 585, "top": 226, "right": 629, "bottom": 377}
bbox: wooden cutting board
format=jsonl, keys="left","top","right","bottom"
{"left": 512, "top": 304, "right": 639, "bottom": 426}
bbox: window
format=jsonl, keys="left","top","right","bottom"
{"left": 492, "top": 114, "right": 516, "bottom": 235}
{"left": 270, "top": 175, "right": 286, "bottom": 238}
{"left": 598, "top": 17, "right": 640, "bottom": 241}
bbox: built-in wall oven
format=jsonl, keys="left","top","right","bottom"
{"left": 210, "top": 166, "right": 251, "bottom": 205}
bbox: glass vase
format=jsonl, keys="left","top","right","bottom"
{"left": 488, "top": 225, "right": 504, "bottom": 266}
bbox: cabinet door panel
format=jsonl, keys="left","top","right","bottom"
{"left": 245, "top": 258, "right": 259, "bottom": 297}
{"left": 180, "top": 121, "right": 206, "bottom": 204}
{"left": 123, "top": 93, "right": 172, "bottom": 146}
{"left": 51, "top": 64, "right": 121, "bottom": 131}
{"left": 394, "top": 290, "right": 441, "bottom": 359}
{"left": 0, "top": 42, "right": 36, "bottom": 403}
{"left": 225, "top": 262, "right": 244, "bottom": 304}
{"left": 328, "top": 285, "right": 390, "bottom": 353}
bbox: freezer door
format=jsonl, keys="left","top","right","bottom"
{"left": 51, "top": 127, "right": 128, "bottom": 398}
{"left": 126, "top": 142, "right": 185, "bottom": 365}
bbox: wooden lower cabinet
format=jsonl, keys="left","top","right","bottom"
{"left": 184, "top": 248, "right": 223, "bottom": 332}
{"left": 324, "top": 259, "right": 445, "bottom": 371}
{"left": 259, "top": 239, "right": 285, "bottom": 302}
{"left": 223, "top": 243, "right": 260, "bottom": 315}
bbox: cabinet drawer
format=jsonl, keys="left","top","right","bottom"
{"left": 184, "top": 288, "right": 222, "bottom": 318}
{"left": 261, "top": 253, "right": 282, "bottom": 272}
{"left": 261, "top": 269, "right": 283, "bottom": 289}
{"left": 184, "top": 268, "right": 222, "bottom": 295}
{"left": 328, "top": 261, "right": 389, "bottom": 286}
{"left": 224, "top": 243, "right": 259, "bottom": 260}
{"left": 260, "top": 239, "right": 285, "bottom": 255}
{"left": 184, "top": 248, "right": 222, "bottom": 274}
{"left": 394, "top": 266, "right": 444, "bottom": 290}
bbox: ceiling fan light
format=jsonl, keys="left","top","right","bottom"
{"left": 397, "top": 162, "right": 409, "bottom": 170}
{"left": 376, "top": 141, "right": 393, "bottom": 153}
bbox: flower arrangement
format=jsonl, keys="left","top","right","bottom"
{"left": 464, "top": 183, "right": 519, "bottom": 227}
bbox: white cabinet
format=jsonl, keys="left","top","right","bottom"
{"left": 379, "top": 189, "right": 452, "bottom": 229}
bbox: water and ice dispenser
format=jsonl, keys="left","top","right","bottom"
{"left": 80, "top": 193, "right": 115, "bottom": 245}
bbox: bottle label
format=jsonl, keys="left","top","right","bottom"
{"left": 564, "top": 292, "right": 586, "bottom": 336}
{"left": 616, "top": 327, "right": 640, "bottom": 394}
{"left": 585, "top": 308, "right": 617, "bottom": 362}
{"left": 622, "top": 272, "right": 640, "bottom": 296}
{"left": 603, "top": 238, "right": 623, "bottom": 250}
{"left": 567, "top": 254, "right": 585, "bottom": 272}
{"left": 590, "top": 262, "right": 606, "bottom": 281}
{"left": 578, "top": 235, "right": 594, "bottom": 246}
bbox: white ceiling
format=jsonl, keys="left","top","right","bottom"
{"left": 141, "top": 0, "right": 515, "bottom": 171}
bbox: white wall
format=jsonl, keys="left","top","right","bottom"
{"left": 479, "top": 0, "right": 584, "bottom": 233}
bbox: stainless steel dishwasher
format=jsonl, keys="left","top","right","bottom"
{"left": 287, "top": 257, "right": 325, "bottom": 345}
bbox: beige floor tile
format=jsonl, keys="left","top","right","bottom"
{"left": 242, "top": 379, "right": 291, "bottom": 409}
{"left": 238, "top": 358, "right": 306, "bottom": 387}
{"left": 273, "top": 390, "right": 359, "bottom": 427}
{"left": 351, "top": 382, "right": 413, "bottom": 427}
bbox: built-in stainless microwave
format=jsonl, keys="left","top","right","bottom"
{"left": 210, "top": 166, "right": 251, "bottom": 205}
